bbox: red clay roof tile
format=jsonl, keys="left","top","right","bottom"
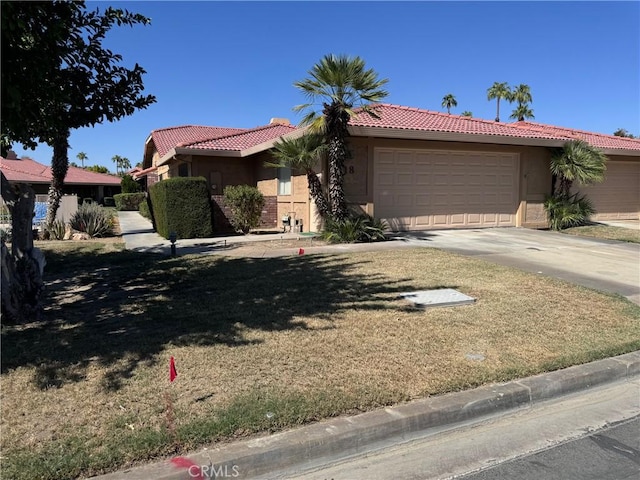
{"left": 184, "top": 124, "right": 298, "bottom": 151}
{"left": 150, "top": 125, "right": 247, "bottom": 157}
{"left": 1, "top": 156, "right": 121, "bottom": 185}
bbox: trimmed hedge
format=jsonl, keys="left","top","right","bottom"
{"left": 114, "top": 193, "right": 146, "bottom": 211}
{"left": 139, "top": 199, "right": 151, "bottom": 219}
{"left": 149, "top": 177, "right": 212, "bottom": 239}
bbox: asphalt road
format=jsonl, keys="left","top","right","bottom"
{"left": 459, "top": 416, "right": 640, "bottom": 480}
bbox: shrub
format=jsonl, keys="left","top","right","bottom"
{"left": 149, "top": 177, "right": 212, "bottom": 239}
{"left": 544, "top": 194, "right": 595, "bottom": 231}
{"left": 49, "top": 220, "right": 67, "bottom": 240}
{"left": 69, "top": 203, "right": 114, "bottom": 237}
{"left": 223, "top": 185, "right": 265, "bottom": 234}
{"left": 114, "top": 192, "right": 146, "bottom": 211}
{"left": 121, "top": 174, "right": 142, "bottom": 193}
{"left": 103, "top": 197, "right": 115, "bottom": 207}
{"left": 139, "top": 199, "right": 151, "bottom": 219}
{"left": 322, "top": 214, "right": 388, "bottom": 244}
{"left": 0, "top": 226, "right": 11, "bottom": 243}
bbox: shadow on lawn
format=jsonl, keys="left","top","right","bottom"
{"left": 1, "top": 246, "right": 418, "bottom": 392}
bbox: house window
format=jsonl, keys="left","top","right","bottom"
{"left": 278, "top": 167, "right": 291, "bottom": 195}
{"left": 178, "top": 163, "right": 189, "bottom": 177}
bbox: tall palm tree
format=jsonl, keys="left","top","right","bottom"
{"left": 508, "top": 84, "right": 534, "bottom": 121}
{"left": 112, "top": 155, "right": 122, "bottom": 175}
{"left": 76, "top": 151, "right": 88, "bottom": 168}
{"left": 486, "top": 82, "right": 510, "bottom": 122}
{"left": 509, "top": 104, "right": 535, "bottom": 122}
{"left": 441, "top": 94, "right": 457, "bottom": 114}
{"left": 269, "top": 133, "right": 330, "bottom": 218}
{"left": 294, "top": 54, "right": 388, "bottom": 221}
{"left": 550, "top": 140, "right": 607, "bottom": 198}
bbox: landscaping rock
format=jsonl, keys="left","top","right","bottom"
{"left": 72, "top": 232, "right": 91, "bottom": 241}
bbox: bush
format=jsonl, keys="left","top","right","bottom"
{"left": 322, "top": 214, "right": 388, "bottom": 244}
{"left": 69, "top": 203, "right": 114, "bottom": 237}
{"left": 114, "top": 193, "right": 146, "bottom": 211}
{"left": 49, "top": 219, "right": 67, "bottom": 240}
{"left": 103, "top": 197, "right": 115, "bottom": 207}
{"left": 149, "top": 177, "right": 212, "bottom": 239}
{"left": 121, "top": 174, "right": 142, "bottom": 193}
{"left": 544, "top": 194, "right": 595, "bottom": 231}
{"left": 223, "top": 185, "right": 265, "bottom": 234}
{"left": 139, "top": 199, "right": 151, "bottom": 219}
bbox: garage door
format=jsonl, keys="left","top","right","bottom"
{"left": 374, "top": 148, "right": 519, "bottom": 230}
{"left": 577, "top": 161, "right": 640, "bottom": 220}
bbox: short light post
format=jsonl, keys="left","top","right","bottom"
{"left": 169, "top": 231, "right": 177, "bottom": 257}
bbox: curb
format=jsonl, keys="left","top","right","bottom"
{"left": 93, "top": 351, "right": 640, "bottom": 480}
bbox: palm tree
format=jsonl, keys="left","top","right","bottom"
{"left": 269, "top": 133, "right": 330, "bottom": 218}
{"left": 441, "top": 94, "right": 457, "bottom": 114}
{"left": 550, "top": 140, "right": 607, "bottom": 198}
{"left": 509, "top": 104, "right": 535, "bottom": 121}
{"left": 486, "top": 82, "right": 510, "bottom": 122}
{"left": 112, "top": 155, "right": 123, "bottom": 175}
{"left": 461, "top": 111, "right": 473, "bottom": 117}
{"left": 508, "top": 84, "right": 534, "bottom": 121}
{"left": 294, "top": 54, "right": 388, "bottom": 221}
{"left": 76, "top": 151, "right": 88, "bottom": 168}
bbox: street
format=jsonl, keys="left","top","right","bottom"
{"left": 278, "top": 379, "right": 639, "bottom": 480}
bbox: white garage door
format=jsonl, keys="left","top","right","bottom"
{"left": 374, "top": 148, "right": 519, "bottom": 230}
{"left": 577, "top": 161, "right": 640, "bottom": 221}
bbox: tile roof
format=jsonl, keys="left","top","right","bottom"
{"left": 0, "top": 156, "right": 121, "bottom": 185}
{"left": 349, "top": 104, "right": 640, "bottom": 151}
{"left": 184, "top": 123, "right": 298, "bottom": 152}
{"left": 508, "top": 121, "right": 640, "bottom": 152}
{"left": 150, "top": 125, "right": 247, "bottom": 157}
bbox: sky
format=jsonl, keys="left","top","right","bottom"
{"left": 11, "top": 1, "right": 640, "bottom": 172}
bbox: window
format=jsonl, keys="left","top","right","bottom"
{"left": 277, "top": 167, "right": 291, "bottom": 195}
{"left": 178, "top": 163, "right": 189, "bottom": 177}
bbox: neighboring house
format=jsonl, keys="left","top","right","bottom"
{"left": 0, "top": 152, "right": 122, "bottom": 203}
{"left": 143, "top": 104, "right": 640, "bottom": 233}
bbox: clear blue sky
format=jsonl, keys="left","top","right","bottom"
{"left": 13, "top": 1, "right": 640, "bottom": 172}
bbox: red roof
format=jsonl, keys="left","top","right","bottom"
{"left": 509, "top": 121, "right": 640, "bottom": 152}
{"left": 349, "top": 104, "right": 640, "bottom": 151}
{"left": 184, "top": 123, "right": 298, "bottom": 152}
{"left": 0, "top": 156, "right": 121, "bottom": 185}
{"left": 150, "top": 125, "right": 246, "bottom": 157}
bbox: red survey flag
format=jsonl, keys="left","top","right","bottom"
{"left": 169, "top": 356, "right": 178, "bottom": 382}
{"left": 298, "top": 248, "right": 305, "bottom": 255}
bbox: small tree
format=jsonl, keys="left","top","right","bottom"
{"left": 223, "top": 185, "right": 265, "bottom": 234}
{"left": 121, "top": 174, "right": 142, "bottom": 193}
{"left": 461, "top": 111, "right": 473, "bottom": 117}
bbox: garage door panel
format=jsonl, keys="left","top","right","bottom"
{"left": 577, "top": 162, "right": 639, "bottom": 220}
{"left": 374, "top": 148, "right": 518, "bottom": 230}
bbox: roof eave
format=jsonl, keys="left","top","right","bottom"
{"left": 349, "top": 126, "right": 567, "bottom": 149}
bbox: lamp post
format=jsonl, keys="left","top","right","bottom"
{"left": 169, "top": 231, "right": 177, "bottom": 256}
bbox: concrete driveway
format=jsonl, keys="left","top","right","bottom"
{"left": 392, "top": 228, "right": 640, "bottom": 305}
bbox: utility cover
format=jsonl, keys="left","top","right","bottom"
{"left": 399, "top": 289, "right": 476, "bottom": 308}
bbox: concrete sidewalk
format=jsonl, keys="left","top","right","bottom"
{"left": 93, "top": 352, "right": 640, "bottom": 480}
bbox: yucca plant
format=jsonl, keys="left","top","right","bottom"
{"left": 69, "top": 203, "right": 114, "bottom": 237}
{"left": 49, "top": 219, "right": 67, "bottom": 240}
{"left": 544, "top": 194, "right": 595, "bottom": 231}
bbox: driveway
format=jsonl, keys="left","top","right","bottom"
{"left": 392, "top": 228, "right": 640, "bottom": 305}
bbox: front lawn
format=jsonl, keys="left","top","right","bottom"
{"left": 563, "top": 224, "right": 640, "bottom": 243}
{"left": 2, "top": 242, "right": 639, "bottom": 479}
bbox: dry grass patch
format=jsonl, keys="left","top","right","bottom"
{"left": 563, "top": 224, "right": 640, "bottom": 243}
{"left": 2, "top": 244, "right": 639, "bottom": 479}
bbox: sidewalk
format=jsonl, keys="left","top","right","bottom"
{"left": 93, "top": 351, "right": 640, "bottom": 480}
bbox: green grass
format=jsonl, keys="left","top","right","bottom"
{"left": 563, "top": 224, "right": 640, "bottom": 243}
{"left": 2, "top": 241, "right": 639, "bottom": 479}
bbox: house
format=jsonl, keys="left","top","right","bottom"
{"left": 0, "top": 152, "right": 122, "bottom": 203}
{"left": 142, "top": 104, "right": 640, "bottom": 233}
